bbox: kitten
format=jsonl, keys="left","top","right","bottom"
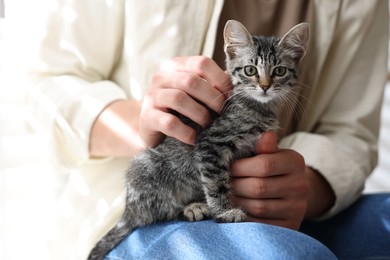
{"left": 88, "top": 20, "right": 309, "bottom": 260}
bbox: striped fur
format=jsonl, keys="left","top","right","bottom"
{"left": 88, "top": 20, "right": 309, "bottom": 260}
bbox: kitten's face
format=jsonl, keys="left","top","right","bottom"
{"left": 223, "top": 20, "right": 309, "bottom": 104}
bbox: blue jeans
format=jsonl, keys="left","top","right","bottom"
{"left": 106, "top": 194, "right": 390, "bottom": 260}
{"left": 301, "top": 193, "right": 390, "bottom": 259}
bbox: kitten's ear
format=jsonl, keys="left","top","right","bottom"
{"left": 278, "top": 23, "right": 310, "bottom": 63}
{"left": 224, "top": 20, "right": 254, "bottom": 59}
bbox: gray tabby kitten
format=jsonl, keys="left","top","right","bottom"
{"left": 88, "top": 20, "right": 309, "bottom": 260}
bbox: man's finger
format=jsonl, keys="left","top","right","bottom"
{"left": 256, "top": 131, "right": 278, "bottom": 154}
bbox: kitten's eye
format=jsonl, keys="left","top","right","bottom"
{"left": 244, "top": 66, "right": 257, "bottom": 77}
{"left": 273, "top": 66, "right": 287, "bottom": 77}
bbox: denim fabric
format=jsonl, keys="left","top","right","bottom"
{"left": 301, "top": 193, "right": 390, "bottom": 260}
{"left": 106, "top": 194, "right": 390, "bottom": 260}
{"left": 106, "top": 221, "right": 335, "bottom": 260}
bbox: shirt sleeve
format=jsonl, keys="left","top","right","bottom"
{"left": 280, "top": 0, "right": 389, "bottom": 219}
{"left": 28, "top": 0, "right": 127, "bottom": 165}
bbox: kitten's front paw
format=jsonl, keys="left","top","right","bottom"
{"left": 182, "top": 202, "right": 211, "bottom": 222}
{"left": 215, "top": 208, "right": 246, "bottom": 223}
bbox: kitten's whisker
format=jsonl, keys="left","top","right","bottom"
{"left": 296, "top": 81, "right": 312, "bottom": 90}
{"left": 291, "top": 90, "right": 314, "bottom": 110}
{"left": 279, "top": 92, "right": 307, "bottom": 121}
{"left": 212, "top": 91, "right": 232, "bottom": 112}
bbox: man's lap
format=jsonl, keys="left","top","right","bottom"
{"left": 106, "top": 193, "right": 390, "bottom": 259}
{"left": 301, "top": 193, "right": 390, "bottom": 259}
{"left": 106, "top": 218, "right": 335, "bottom": 259}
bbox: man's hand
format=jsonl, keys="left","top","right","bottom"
{"left": 139, "top": 56, "right": 231, "bottom": 148}
{"left": 230, "top": 132, "right": 309, "bottom": 230}
{"left": 90, "top": 56, "right": 230, "bottom": 157}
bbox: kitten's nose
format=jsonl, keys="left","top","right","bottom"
{"left": 259, "top": 76, "right": 271, "bottom": 93}
{"left": 260, "top": 85, "right": 271, "bottom": 92}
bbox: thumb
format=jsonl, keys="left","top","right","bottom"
{"left": 256, "top": 131, "right": 278, "bottom": 154}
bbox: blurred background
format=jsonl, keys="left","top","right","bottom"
{"left": 0, "top": 1, "right": 62, "bottom": 259}
{"left": 0, "top": 0, "right": 389, "bottom": 259}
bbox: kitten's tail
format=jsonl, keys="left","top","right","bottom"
{"left": 87, "top": 217, "right": 136, "bottom": 260}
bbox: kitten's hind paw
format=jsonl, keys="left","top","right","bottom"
{"left": 181, "top": 202, "right": 211, "bottom": 222}
{"left": 215, "top": 208, "right": 246, "bottom": 223}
